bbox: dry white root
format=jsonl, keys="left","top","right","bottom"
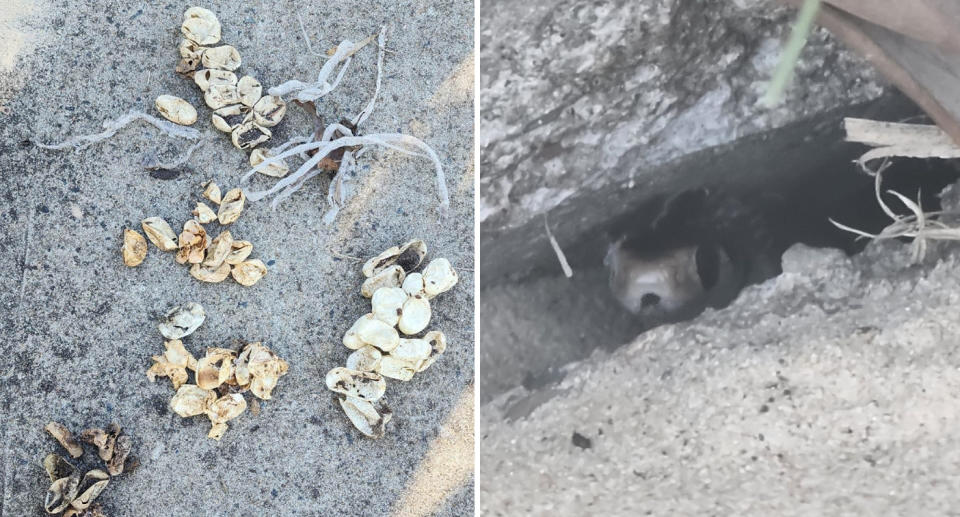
{"left": 832, "top": 118, "right": 960, "bottom": 263}
{"left": 326, "top": 239, "right": 459, "bottom": 438}
{"left": 32, "top": 111, "right": 201, "bottom": 151}
{"left": 149, "top": 307, "right": 288, "bottom": 440}
{"left": 241, "top": 25, "right": 451, "bottom": 218}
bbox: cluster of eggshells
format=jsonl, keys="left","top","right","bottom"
{"left": 121, "top": 181, "right": 268, "bottom": 286}
{"left": 155, "top": 7, "right": 287, "bottom": 156}
{"left": 146, "top": 303, "right": 289, "bottom": 440}
{"left": 41, "top": 422, "right": 131, "bottom": 516}
{"left": 325, "top": 239, "right": 459, "bottom": 438}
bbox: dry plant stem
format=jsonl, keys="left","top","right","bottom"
{"left": 543, "top": 214, "right": 573, "bottom": 278}
{"left": 351, "top": 26, "right": 387, "bottom": 128}
{"left": 33, "top": 111, "right": 201, "bottom": 150}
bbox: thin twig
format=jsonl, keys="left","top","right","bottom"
{"left": 544, "top": 214, "right": 573, "bottom": 278}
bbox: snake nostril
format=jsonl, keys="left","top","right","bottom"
{"left": 641, "top": 293, "right": 661, "bottom": 308}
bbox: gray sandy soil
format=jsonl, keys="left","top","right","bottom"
{"left": 479, "top": 184, "right": 960, "bottom": 515}
{"left": 0, "top": 1, "right": 473, "bottom": 516}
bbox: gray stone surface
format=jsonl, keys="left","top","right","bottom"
{"left": 479, "top": 184, "right": 960, "bottom": 514}
{"left": 479, "top": 0, "right": 887, "bottom": 283}
{"left": 0, "top": 1, "right": 473, "bottom": 515}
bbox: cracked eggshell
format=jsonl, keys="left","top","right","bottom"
{"left": 346, "top": 345, "right": 382, "bottom": 372}
{"left": 69, "top": 470, "right": 108, "bottom": 511}
{"left": 249, "top": 148, "right": 289, "bottom": 177}
{"left": 418, "top": 331, "right": 447, "bottom": 372}
{"left": 237, "top": 76, "right": 262, "bottom": 107}
{"left": 231, "top": 259, "right": 267, "bottom": 286}
{"left": 121, "top": 228, "right": 147, "bottom": 267}
{"left": 354, "top": 314, "right": 400, "bottom": 352}
{"left": 252, "top": 95, "right": 286, "bottom": 127}
{"left": 192, "top": 202, "right": 217, "bottom": 224}
{"left": 378, "top": 356, "right": 417, "bottom": 381}
{"left": 362, "top": 239, "right": 428, "bottom": 278}
{"left": 338, "top": 395, "right": 392, "bottom": 439}
{"left": 325, "top": 367, "right": 386, "bottom": 401}
{"left": 175, "top": 55, "right": 201, "bottom": 76}
{"left": 146, "top": 339, "right": 198, "bottom": 390}
{"left": 202, "top": 181, "right": 221, "bottom": 204}
{"left": 211, "top": 104, "right": 247, "bottom": 133}
{"left": 402, "top": 272, "right": 425, "bottom": 296}
{"left": 371, "top": 287, "right": 407, "bottom": 327}
{"left": 176, "top": 219, "right": 208, "bottom": 265}
{"left": 179, "top": 38, "right": 205, "bottom": 59}
{"left": 43, "top": 453, "right": 80, "bottom": 514}
{"left": 170, "top": 384, "right": 216, "bottom": 417}
{"left": 190, "top": 262, "right": 231, "bottom": 283}
{"left": 141, "top": 217, "right": 177, "bottom": 252}
{"left": 422, "top": 258, "right": 458, "bottom": 298}
{"left": 205, "top": 393, "right": 247, "bottom": 440}
{"left": 225, "top": 240, "right": 253, "bottom": 264}
{"left": 360, "top": 265, "right": 405, "bottom": 298}
{"left": 44, "top": 422, "right": 83, "bottom": 458}
{"left": 245, "top": 342, "right": 288, "bottom": 399}
{"left": 155, "top": 95, "right": 197, "bottom": 126}
{"left": 217, "top": 188, "right": 245, "bottom": 224}
{"left": 379, "top": 339, "right": 432, "bottom": 381}
{"left": 106, "top": 434, "right": 131, "bottom": 476}
{"left": 398, "top": 295, "right": 431, "bottom": 335}
{"left": 204, "top": 83, "right": 241, "bottom": 109}
{"left": 231, "top": 121, "right": 271, "bottom": 149}
{"left": 78, "top": 428, "right": 113, "bottom": 462}
{"left": 193, "top": 68, "right": 236, "bottom": 92}
{"left": 201, "top": 44, "right": 240, "bottom": 71}
{"left": 158, "top": 302, "right": 205, "bottom": 340}
{"left": 181, "top": 6, "right": 221, "bottom": 45}
{"left": 196, "top": 348, "right": 236, "bottom": 390}
{"left": 203, "top": 230, "right": 233, "bottom": 268}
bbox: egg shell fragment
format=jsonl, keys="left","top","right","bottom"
{"left": 371, "top": 287, "right": 407, "bottom": 327}
{"left": 325, "top": 367, "right": 387, "bottom": 401}
{"left": 398, "top": 294, "right": 431, "bottom": 335}
{"left": 422, "top": 258, "right": 458, "bottom": 298}
{"left": 361, "top": 265, "right": 405, "bottom": 298}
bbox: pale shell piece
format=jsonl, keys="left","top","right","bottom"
{"left": 211, "top": 104, "right": 247, "bottom": 133}
{"left": 121, "top": 228, "right": 147, "bottom": 267}
{"left": 208, "top": 422, "right": 229, "bottom": 440}
{"left": 371, "top": 287, "right": 407, "bottom": 327}
{"left": 192, "top": 202, "right": 217, "bottom": 224}
{"left": 69, "top": 469, "right": 109, "bottom": 511}
{"left": 190, "top": 262, "right": 231, "bottom": 283}
{"left": 206, "top": 393, "right": 247, "bottom": 431}
{"left": 392, "top": 338, "right": 433, "bottom": 364}
{"left": 423, "top": 258, "right": 459, "bottom": 298}
{"left": 346, "top": 345, "right": 382, "bottom": 372}
{"left": 244, "top": 342, "right": 289, "bottom": 399}
{"left": 401, "top": 272, "right": 425, "bottom": 296}
{"left": 252, "top": 95, "right": 286, "bottom": 127}
{"left": 233, "top": 346, "right": 252, "bottom": 388}
{"left": 249, "top": 148, "right": 289, "bottom": 177}
{"left": 196, "top": 348, "right": 236, "bottom": 390}
{"left": 360, "top": 265, "right": 406, "bottom": 298}
{"left": 193, "top": 68, "right": 237, "bottom": 92}
{"left": 378, "top": 356, "right": 417, "bottom": 381}
{"left": 201, "top": 44, "right": 240, "bottom": 71}
{"left": 325, "top": 367, "right": 386, "bottom": 401}
{"left": 179, "top": 38, "right": 206, "bottom": 59}
{"left": 106, "top": 434, "right": 131, "bottom": 476}
{"left": 355, "top": 314, "right": 400, "bottom": 352}
{"left": 176, "top": 56, "right": 201, "bottom": 76}
{"left": 338, "top": 395, "right": 392, "bottom": 439}
{"left": 237, "top": 75, "right": 262, "bottom": 107}
{"left": 398, "top": 295, "right": 431, "bottom": 335}
{"left": 204, "top": 83, "right": 241, "bottom": 109}
{"left": 342, "top": 315, "right": 367, "bottom": 350}
{"left": 217, "top": 188, "right": 245, "bottom": 224}
{"left": 141, "top": 217, "right": 178, "bottom": 252}
{"left": 202, "top": 181, "right": 221, "bottom": 204}
{"left": 181, "top": 7, "right": 221, "bottom": 46}
{"left": 169, "top": 384, "right": 216, "bottom": 417}
{"left": 43, "top": 454, "right": 80, "bottom": 514}
{"left": 155, "top": 94, "right": 197, "bottom": 126}
{"left": 176, "top": 219, "right": 207, "bottom": 265}
{"left": 231, "top": 121, "right": 271, "bottom": 149}
{"left": 203, "top": 230, "right": 233, "bottom": 268}
{"left": 418, "top": 331, "right": 447, "bottom": 372}
{"left": 44, "top": 422, "right": 83, "bottom": 458}
{"left": 225, "top": 240, "right": 253, "bottom": 265}
{"left": 231, "top": 259, "right": 267, "bottom": 286}
{"left": 146, "top": 339, "right": 198, "bottom": 390}
{"left": 158, "top": 302, "right": 205, "bottom": 340}
{"left": 362, "top": 239, "right": 428, "bottom": 278}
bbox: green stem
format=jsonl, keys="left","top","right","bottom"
{"left": 761, "top": 0, "right": 821, "bottom": 107}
